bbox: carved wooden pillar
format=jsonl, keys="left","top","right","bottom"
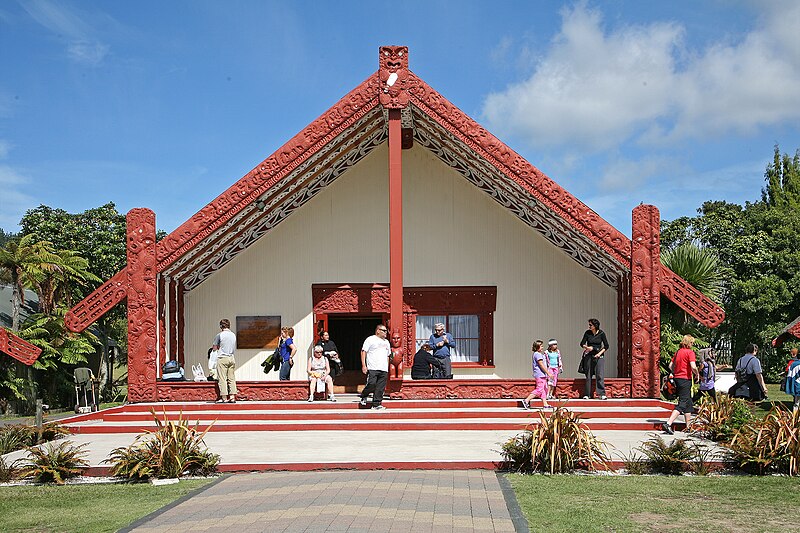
{"left": 177, "top": 280, "right": 185, "bottom": 365}
{"left": 168, "top": 277, "right": 178, "bottom": 361}
{"left": 380, "top": 45, "right": 409, "bottom": 370}
{"left": 127, "top": 208, "right": 158, "bottom": 403}
{"left": 157, "top": 275, "right": 166, "bottom": 369}
{"left": 617, "top": 271, "right": 631, "bottom": 378}
{"left": 630, "top": 205, "right": 661, "bottom": 398}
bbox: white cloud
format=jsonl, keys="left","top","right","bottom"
{"left": 482, "top": 2, "right": 800, "bottom": 152}
{"left": 0, "top": 165, "right": 34, "bottom": 230}
{"left": 21, "top": 0, "right": 109, "bottom": 66}
{"left": 599, "top": 155, "right": 678, "bottom": 191}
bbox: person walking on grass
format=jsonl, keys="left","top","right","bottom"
{"left": 662, "top": 335, "right": 699, "bottom": 435}
{"left": 522, "top": 340, "right": 553, "bottom": 410}
{"left": 360, "top": 324, "right": 390, "bottom": 410}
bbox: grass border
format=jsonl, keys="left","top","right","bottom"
{"left": 116, "top": 474, "right": 230, "bottom": 533}
{"left": 495, "top": 472, "right": 529, "bottom": 533}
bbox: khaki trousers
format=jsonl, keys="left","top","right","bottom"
{"left": 217, "top": 355, "right": 237, "bottom": 397}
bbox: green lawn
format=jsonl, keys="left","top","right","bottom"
{"left": 0, "top": 478, "right": 214, "bottom": 533}
{"left": 754, "top": 383, "right": 795, "bottom": 417}
{"left": 509, "top": 475, "right": 799, "bottom": 533}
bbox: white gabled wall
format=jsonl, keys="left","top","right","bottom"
{"left": 184, "top": 143, "right": 619, "bottom": 381}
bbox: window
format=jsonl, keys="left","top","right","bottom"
{"left": 416, "top": 314, "right": 480, "bottom": 363}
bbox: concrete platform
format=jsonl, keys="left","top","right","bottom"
{"left": 2, "top": 395, "right": 725, "bottom": 474}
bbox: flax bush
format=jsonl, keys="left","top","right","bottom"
{"left": 0, "top": 456, "right": 22, "bottom": 482}
{"left": 636, "top": 435, "right": 696, "bottom": 475}
{"left": 502, "top": 407, "right": 610, "bottom": 473}
{"left": 726, "top": 405, "right": 800, "bottom": 476}
{"left": 18, "top": 441, "right": 89, "bottom": 484}
{"left": 106, "top": 409, "right": 220, "bottom": 481}
{"left": 0, "top": 423, "right": 69, "bottom": 455}
{"left": 691, "top": 394, "right": 753, "bottom": 442}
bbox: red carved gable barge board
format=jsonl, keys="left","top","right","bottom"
{"left": 0, "top": 328, "right": 42, "bottom": 365}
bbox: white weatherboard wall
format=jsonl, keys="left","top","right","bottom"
{"left": 184, "top": 143, "right": 619, "bottom": 381}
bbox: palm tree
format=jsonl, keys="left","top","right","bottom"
{"left": 659, "top": 242, "right": 724, "bottom": 370}
{"left": 0, "top": 235, "right": 57, "bottom": 331}
{"left": 28, "top": 248, "right": 101, "bottom": 315}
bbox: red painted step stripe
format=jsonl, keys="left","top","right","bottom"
{"left": 98, "top": 409, "right": 667, "bottom": 422}
{"left": 67, "top": 420, "right": 668, "bottom": 434}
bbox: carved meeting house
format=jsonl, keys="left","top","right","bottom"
{"left": 64, "top": 46, "right": 724, "bottom": 402}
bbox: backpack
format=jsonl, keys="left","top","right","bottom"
{"left": 735, "top": 355, "right": 754, "bottom": 383}
{"left": 162, "top": 359, "right": 180, "bottom": 374}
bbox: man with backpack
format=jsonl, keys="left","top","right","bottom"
{"left": 728, "top": 343, "right": 768, "bottom": 401}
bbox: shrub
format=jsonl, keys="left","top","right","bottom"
{"left": 726, "top": 405, "right": 800, "bottom": 476}
{"left": 621, "top": 451, "right": 650, "bottom": 475}
{"left": 0, "top": 426, "right": 30, "bottom": 455}
{"left": 0, "top": 456, "right": 22, "bottom": 482}
{"left": 501, "top": 407, "right": 610, "bottom": 473}
{"left": 106, "top": 410, "right": 220, "bottom": 481}
{"left": 18, "top": 441, "right": 89, "bottom": 484}
{"left": 636, "top": 435, "right": 696, "bottom": 475}
{"left": 691, "top": 394, "right": 753, "bottom": 442}
{"left": 0, "top": 422, "right": 69, "bottom": 455}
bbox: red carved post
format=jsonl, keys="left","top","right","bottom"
{"left": 157, "top": 276, "right": 166, "bottom": 365}
{"left": 168, "top": 277, "right": 177, "bottom": 360}
{"left": 127, "top": 208, "right": 158, "bottom": 402}
{"left": 177, "top": 280, "right": 185, "bottom": 365}
{"left": 630, "top": 205, "right": 661, "bottom": 398}
{"left": 381, "top": 45, "right": 408, "bottom": 375}
{"left": 617, "top": 271, "right": 631, "bottom": 378}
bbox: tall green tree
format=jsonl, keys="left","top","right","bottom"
{"left": 762, "top": 145, "right": 800, "bottom": 209}
{"left": 662, "top": 145, "right": 800, "bottom": 378}
{"left": 20, "top": 203, "right": 128, "bottom": 396}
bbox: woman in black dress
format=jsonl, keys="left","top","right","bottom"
{"left": 579, "top": 318, "right": 609, "bottom": 399}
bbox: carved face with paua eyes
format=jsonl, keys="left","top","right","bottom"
{"left": 380, "top": 45, "right": 408, "bottom": 72}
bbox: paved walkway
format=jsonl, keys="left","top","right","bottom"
{"left": 123, "top": 470, "right": 523, "bottom": 533}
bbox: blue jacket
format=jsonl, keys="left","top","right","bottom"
{"left": 786, "top": 360, "right": 800, "bottom": 397}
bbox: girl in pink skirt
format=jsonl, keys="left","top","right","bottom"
{"left": 522, "top": 340, "right": 553, "bottom": 409}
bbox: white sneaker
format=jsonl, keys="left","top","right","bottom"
{"left": 359, "top": 398, "right": 367, "bottom": 407}
{"left": 601, "top": 395, "right": 608, "bottom": 400}
{"left": 582, "top": 396, "right": 590, "bottom": 400}
{"left": 307, "top": 397, "right": 314, "bottom": 402}
{"left": 328, "top": 396, "right": 337, "bottom": 402}
{"left": 521, "top": 399, "right": 530, "bottom": 410}
{"left": 371, "top": 405, "right": 386, "bottom": 410}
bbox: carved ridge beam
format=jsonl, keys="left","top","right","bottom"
{"left": 660, "top": 265, "right": 725, "bottom": 328}
{"left": 0, "top": 328, "right": 42, "bottom": 365}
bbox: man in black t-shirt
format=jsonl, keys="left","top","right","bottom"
{"left": 411, "top": 343, "right": 445, "bottom": 379}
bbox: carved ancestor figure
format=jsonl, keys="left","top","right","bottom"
{"left": 389, "top": 328, "right": 404, "bottom": 379}
{"left": 378, "top": 45, "right": 409, "bottom": 109}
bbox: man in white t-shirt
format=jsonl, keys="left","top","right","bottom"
{"left": 359, "top": 324, "right": 390, "bottom": 410}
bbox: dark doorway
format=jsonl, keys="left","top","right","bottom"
{"left": 327, "top": 315, "right": 383, "bottom": 390}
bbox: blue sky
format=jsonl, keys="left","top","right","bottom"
{"left": 2, "top": 0, "right": 800, "bottom": 236}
